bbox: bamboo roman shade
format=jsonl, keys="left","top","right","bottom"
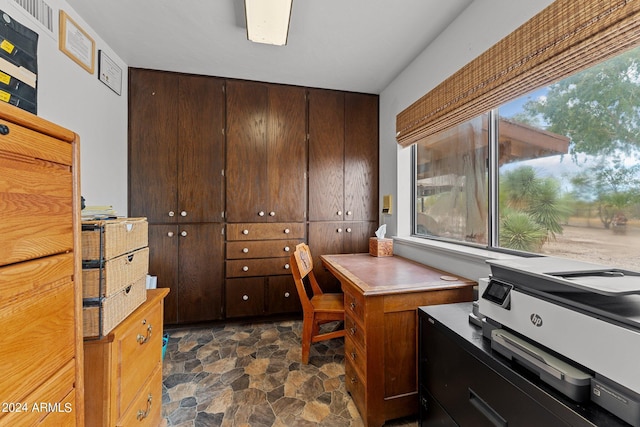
{"left": 396, "top": 0, "right": 640, "bottom": 147}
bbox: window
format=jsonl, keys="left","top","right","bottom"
{"left": 414, "top": 45, "right": 640, "bottom": 271}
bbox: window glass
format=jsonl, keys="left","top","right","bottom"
{"left": 414, "top": 114, "right": 488, "bottom": 244}
{"left": 498, "top": 46, "right": 640, "bottom": 270}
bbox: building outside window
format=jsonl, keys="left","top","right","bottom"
{"left": 414, "top": 45, "right": 640, "bottom": 272}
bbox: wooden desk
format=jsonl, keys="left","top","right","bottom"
{"left": 321, "top": 254, "right": 475, "bottom": 427}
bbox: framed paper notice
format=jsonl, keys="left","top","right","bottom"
{"left": 98, "top": 50, "right": 122, "bottom": 95}
{"left": 59, "top": 10, "right": 95, "bottom": 74}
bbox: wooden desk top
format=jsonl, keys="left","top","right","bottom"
{"left": 320, "top": 253, "right": 476, "bottom": 296}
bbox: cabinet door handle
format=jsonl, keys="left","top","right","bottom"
{"left": 181, "top": 231, "right": 187, "bottom": 237}
{"left": 259, "top": 211, "right": 265, "bottom": 216}
{"left": 469, "top": 388, "right": 507, "bottom": 427}
{"left": 346, "top": 227, "right": 352, "bottom": 233}
{"left": 137, "top": 324, "right": 152, "bottom": 344}
{"left": 168, "top": 211, "right": 175, "bottom": 217}
{"left": 337, "top": 228, "right": 343, "bottom": 233}
{"left": 347, "top": 211, "right": 352, "bottom": 216}
{"left": 136, "top": 393, "right": 153, "bottom": 421}
{"left": 180, "top": 210, "right": 187, "bottom": 217}
{"left": 167, "top": 231, "right": 174, "bottom": 237}
{"left": 269, "top": 211, "right": 275, "bottom": 216}
{"left": 242, "top": 295, "right": 249, "bottom": 301}
{"left": 337, "top": 210, "right": 342, "bottom": 216}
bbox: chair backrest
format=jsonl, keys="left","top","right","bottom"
{"left": 290, "top": 243, "right": 323, "bottom": 311}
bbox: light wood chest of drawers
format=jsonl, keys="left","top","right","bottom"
{"left": 83, "top": 288, "right": 169, "bottom": 426}
{"left": 0, "top": 103, "right": 83, "bottom": 426}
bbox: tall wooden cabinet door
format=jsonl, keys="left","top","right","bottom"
{"left": 267, "top": 85, "right": 306, "bottom": 222}
{"left": 148, "top": 224, "right": 179, "bottom": 323}
{"left": 308, "top": 89, "right": 345, "bottom": 222}
{"left": 308, "top": 222, "right": 344, "bottom": 293}
{"left": 226, "top": 80, "right": 268, "bottom": 223}
{"left": 177, "top": 223, "right": 224, "bottom": 322}
{"left": 343, "top": 221, "right": 377, "bottom": 253}
{"left": 345, "top": 93, "right": 379, "bottom": 222}
{"left": 129, "top": 69, "right": 179, "bottom": 223}
{"left": 177, "top": 75, "right": 225, "bottom": 223}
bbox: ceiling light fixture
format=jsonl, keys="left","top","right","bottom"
{"left": 245, "top": 0, "right": 292, "bottom": 46}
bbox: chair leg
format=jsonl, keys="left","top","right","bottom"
{"left": 301, "top": 315, "right": 313, "bottom": 364}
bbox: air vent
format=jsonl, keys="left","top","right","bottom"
{"left": 12, "top": 0, "right": 53, "bottom": 32}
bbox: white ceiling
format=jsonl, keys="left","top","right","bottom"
{"left": 64, "top": 0, "right": 473, "bottom": 94}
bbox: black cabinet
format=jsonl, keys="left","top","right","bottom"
{"left": 418, "top": 303, "right": 628, "bottom": 427}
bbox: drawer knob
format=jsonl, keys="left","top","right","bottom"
{"left": 136, "top": 393, "right": 153, "bottom": 421}
{"left": 181, "top": 231, "right": 188, "bottom": 237}
{"left": 168, "top": 211, "right": 175, "bottom": 217}
{"left": 337, "top": 228, "right": 342, "bottom": 233}
{"left": 347, "top": 210, "right": 352, "bottom": 216}
{"left": 350, "top": 302, "right": 356, "bottom": 310}
{"left": 242, "top": 266, "right": 249, "bottom": 272}
{"left": 259, "top": 211, "right": 265, "bottom": 216}
{"left": 243, "top": 295, "right": 249, "bottom": 301}
{"left": 242, "top": 248, "right": 249, "bottom": 253}
{"left": 181, "top": 210, "right": 187, "bottom": 217}
{"left": 337, "top": 210, "right": 342, "bottom": 216}
{"left": 350, "top": 376, "right": 358, "bottom": 384}
{"left": 167, "top": 231, "right": 174, "bottom": 237}
{"left": 243, "top": 229, "right": 249, "bottom": 235}
{"left": 346, "top": 227, "right": 352, "bottom": 233}
{"left": 284, "top": 246, "right": 290, "bottom": 252}
{"left": 284, "top": 228, "right": 290, "bottom": 234}
{"left": 350, "top": 351, "right": 357, "bottom": 360}
{"left": 284, "top": 263, "right": 290, "bottom": 269}
{"left": 350, "top": 327, "right": 357, "bottom": 335}
{"left": 284, "top": 292, "right": 290, "bottom": 298}
{"left": 0, "top": 124, "right": 9, "bottom": 135}
{"left": 269, "top": 211, "right": 275, "bottom": 216}
{"left": 136, "top": 324, "right": 152, "bottom": 344}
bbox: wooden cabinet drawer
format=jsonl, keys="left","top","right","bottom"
{"left": 0, "top": 255, "right": 75, "bottom": 404}
{"left": 345, "top": 314, "right": 365, "bottom": 350}
{"left": 0, "top": 148, "right": 73, "bottom": 266}
{"left": 345, "top": 335, "right": 366, "bottom": 378}
{"left": 116, "top": 296, "right": 163, "bottom": 418}
{"left": 226, "top": 222, "right": 304, "bottom": 241}
{"left": 345, "top": 358, "right": 366, "bottom": 418}
{"left": 226, "top": 239, "right": 302, "bottom": 259}
{"left": 0, "top": 359, "right": 75, "bottom": 426}
{"left": 117, "top": 363, "right": 162, "bottom": 427}
{"left": 226, "top": 278, "right": 265, "bottom": 317}
{"left": 344, "top": 288, "right": 365, "bottom": 323}
{"left": 226, "top": 257, "right": 291, "bottom": 278}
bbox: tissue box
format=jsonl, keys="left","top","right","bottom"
{"left": 369, "top": 237, "right": 393, "bottom": 257}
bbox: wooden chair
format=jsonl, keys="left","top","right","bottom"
{"left": 290, "top": 243, "right": 345, "bottom": 364}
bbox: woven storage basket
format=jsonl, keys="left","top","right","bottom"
{"left": 83, "top": 275, "right": 147, "bottom": 338}
{"left": 83, "top": 247, "right": 149, "bottom": 299}
{"left": 82, "top": 217, "right": 148, "bottom": 261}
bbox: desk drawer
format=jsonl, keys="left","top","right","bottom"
{"left": 344, "top": 288, "right": 365, "bottom": 323}
{"left": 227, "top": 223, "right": 304, "bottom": 241}
{"left": 226, "top": 239, "right": 302, "bottom": 259}
{"left": 345, "top": 358, "right": 366, "bottom": 418}
{"left": 226, "top": 257, "right": 291, "bottom": 278}
{"left": 345, "top": 314, "right": 365, "bottom": 351}
{"left": 345, "top": 335, "right": 366, "bottom": 378}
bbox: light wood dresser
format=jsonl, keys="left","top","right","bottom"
{"left": 0, "top": 103, "right": 84, "bottom": 426}
{"left": 321, "top": 254, "right": 475, "bottom": 427}
{"left": 83, "top": 288, "right": 169, "bottom": 426}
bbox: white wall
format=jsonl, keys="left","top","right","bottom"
{"left": 0, "top": 0, "right": 128, "bottom": 215}
{"left": 379, "top": 0, "right": 554, "bottom": 279}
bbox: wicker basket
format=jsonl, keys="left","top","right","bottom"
{"left": 82, "top": 217, "right": 148, "bottom": 261}
{"left": 83, "top": 276, "right": 147, "bottom": 338}
{"left": 82, "top": 247, "right": 149, "bottom": 299}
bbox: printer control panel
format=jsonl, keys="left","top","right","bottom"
{"left": 482, "top": 279, "right": 513, "bottom": 309}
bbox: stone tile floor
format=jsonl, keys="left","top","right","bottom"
{"left": 161, "top": 319, "right": 417, "bottom": 427}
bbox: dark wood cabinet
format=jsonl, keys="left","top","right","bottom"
{"left": 129, "top": 69, "right": 225, "bottom": 224}
{"left": 129, "top": 68, "right": 225, "bottom": 324}
{"left": 308, "top": 89, "right": 379, "bottom": 222}
{"left": 226, "top": 80, "right": 306, "bottom": 223}
{"left": 148, "top": 224, "right": 224, "bottom": 324}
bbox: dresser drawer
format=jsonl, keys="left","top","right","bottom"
{"left": 345, "top": 335, "right": 367, "bottom": 378}
{"left": 345, "top": 315, "right": 366, "bottom": 350}
{"left": 117, "top": 363, "right": 162, "bottom": 427}
{"left": 226, "top": 257, "right": 292, "bottom": 278}
{"left": 0, "top": 149, "right": 73, "bottom": 266}
{"left": 0, "top": 255, "right": 75, "bottom": 404}
{"left": 116, "top": 297, "right": 163, "bottom": 418}
{"left": 226, "top": 222, "right": 304, "bottom": 241}
{"left": 344, "top": 288, "right": 365, "bottom": 323}
{"left": 226, "top": 239, "right": 302, "bottom": 259}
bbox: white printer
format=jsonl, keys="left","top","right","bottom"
{"left": 477, "top": 256, "right": 640, "bottom": 427}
